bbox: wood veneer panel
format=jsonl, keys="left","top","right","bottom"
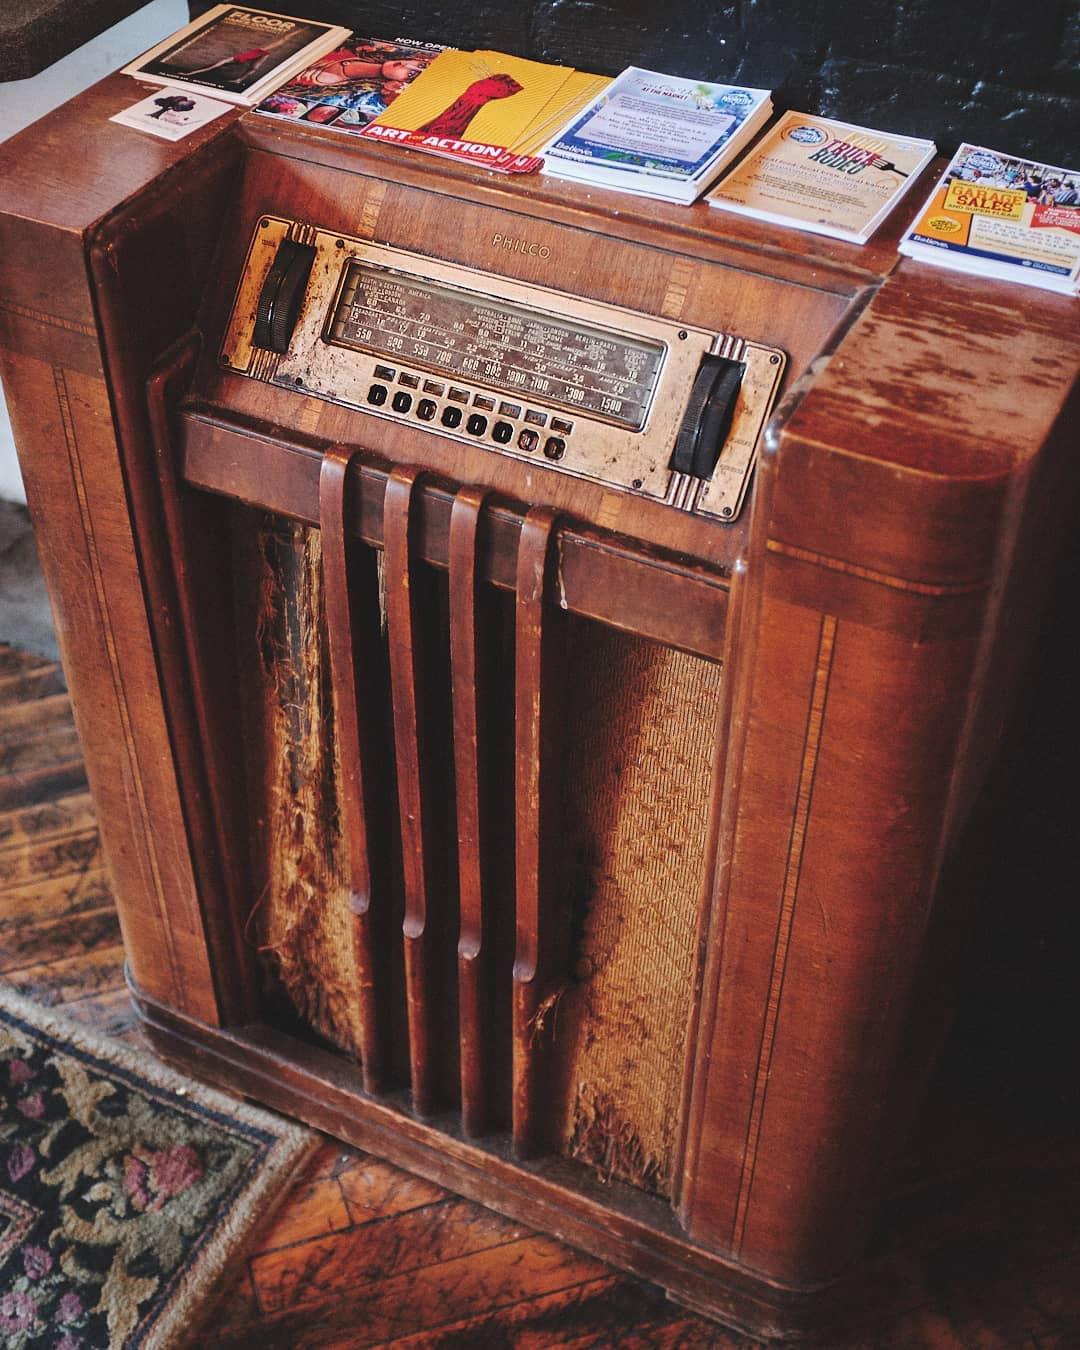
{"left": 384, "top": 466, "right": 459, "bottom": 1117}
{"left": 238, "top": 113, "right": 899, "bottom": 290}
{"left": 0, "top": 90, "right": 246, "bottom": 1031}
{"left": 179, "top": 411, "right": 733, "bottom": 661}
{"left": 447, "top": 485, "right": 499, "bottom": 1138}
{"left": 0, "top": 355, "right": 219, "bottom": 1022}
{"left": 512, "top": 507, "right": 568, "bottom": 1159}
{"left": 0, "top": 75, "right": 240, "bottom": 235}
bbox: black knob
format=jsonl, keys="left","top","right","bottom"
{"left": 669, "top": 355, "right": 745, "bottom": 479}
{"left": 252, "top": 239, "right": 317, "bottom": 354}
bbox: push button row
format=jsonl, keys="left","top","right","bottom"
{"left": 368, "top": 369, "right": 567, "bottom": 426}
{"left": 366, "top": 383, "right": 567, "bottom": 461}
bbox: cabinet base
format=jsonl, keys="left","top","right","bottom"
{"left": 130, "top": 978, "right": 841, "bottom": 1342}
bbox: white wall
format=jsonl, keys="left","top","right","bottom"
{"left": 0, "top": 0, "right": 189, "bottom": 502}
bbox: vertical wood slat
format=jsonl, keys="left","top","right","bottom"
{"left": 512, "top": 506, "right": 566, "bottom": 1158}
{"left": 318, "top": 445, "right": 384, "bottom": 1094}
{"left": 383, "top": 465, "right": 440, "bottom": 1117}
{"left": 145, "top": 341, "right": 258, "bottom": 1026}
{"left": 448, "top": 485, "right": 492, "bottom": 1137}
{"left": 674, "top": 557, "right": 750, "bottom": 1214}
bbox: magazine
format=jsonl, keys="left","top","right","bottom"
{"left": 706, "top": 112, "right": 935, "bottom": 242}
{"left": 539, "top": 67, "right": 772, "bottom": 204}
{"left": 122, "top": 6, "right": 351, "bottom": 107}
{"left": 898, "top": 144, "right": 1080, "bottom": 295}
{"left": 255, "top": 35, "right": 446, "bottom": 132}
{"left": 357, "top": 48, "right": 579, "bottom": 173}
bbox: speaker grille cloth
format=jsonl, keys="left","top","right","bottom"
{"left": 249, "top": 520, "right": 361, "bottom": 1057}
{"left": 558, "top": 622, "right": 721, "bottom": 1195}
{"left": 247, "top": 519, "right": 720, "bottom": 1198}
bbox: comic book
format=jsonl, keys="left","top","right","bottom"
{"left": 898, "top": 144, "right": 1080, "bottom": 295}
{"left": 707, "top": 112, "right": 935, "bottom": 242}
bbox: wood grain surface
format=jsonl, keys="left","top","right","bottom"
{"left": 1, "top": 643, "right": 1078, "bottom": 1346}
{"left": 2, "top": 76, "right": 1078, "bottom": 1338}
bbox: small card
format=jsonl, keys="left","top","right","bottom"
{"left": 110, "top": 87, "right": 234, "bottom": 140}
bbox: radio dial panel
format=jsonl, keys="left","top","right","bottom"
{"left": 221, "top": 218, "right": 786, "bottom": 520}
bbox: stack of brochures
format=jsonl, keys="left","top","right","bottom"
{"left": 539, "top": 67, "right": 772, "bottom": 204}
{"left": 117, "top": 6, "right": 1080, "bottom": 298}
{"left": 706, "top": 112, "right": 935, "bottom": 243}
{"left": 354, "top": 49, "right": 609, "bottom": 173}
{"left": 252, "top": 34, "right": 608, "bottom": 173}
{"left": 123, "top": 5, "right": 351, "bottom": 107}
{"left": 898, "top": 144, "right": 1080, "bottom": 295}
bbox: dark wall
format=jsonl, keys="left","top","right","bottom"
{"left": 195, "top": 0, "right": 1078, "bottom": 163}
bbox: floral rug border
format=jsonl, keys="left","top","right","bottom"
{"left": 0, "top": 984, "right": 316, "bottom": 1348}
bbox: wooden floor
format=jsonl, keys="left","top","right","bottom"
{"left": 2, "top": 641, "right": 1078, "bottom": 1349}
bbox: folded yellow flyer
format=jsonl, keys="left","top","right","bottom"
{"left": 359, "top": 49, "right": 576, "bottom": 172}
{"left": 516, "top": 71, "right": 610, "bottom": 159}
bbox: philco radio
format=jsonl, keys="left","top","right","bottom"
{"left": 1, "top": 76, "right": 1076, "bottom": 1339}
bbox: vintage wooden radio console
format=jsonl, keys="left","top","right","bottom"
{"left": 1, "top": 77, "right": 1077, "bottom": 1338}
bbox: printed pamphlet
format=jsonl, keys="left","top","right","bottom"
{"left": 898, "top": 144, "right": 1080, "bottom": 295}
{"left": 707, "top": 111, "right": 935, "bottom": 242}
{"left": 256, "top": 35, "right": 445, "bottom": 132}
{"left": 357, "top": 49, "right": 579, "bottom": 173}
{"left": 122, "top": 5, "right": 350, "bottom": 106}
{"left": 540, "top": 67, "right": 772, "bottom": 204}
{"left": 515, "top": 71, "right": 611, "bottom": 159}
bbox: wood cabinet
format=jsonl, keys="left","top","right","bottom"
{"left": 1, "top": 78, "right": 1076, "bottom": 1338}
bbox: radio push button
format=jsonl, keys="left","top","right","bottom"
{"left": 391, "top": 391, "right": 412, "bottom": 413}
{"left": 441, "top": 406, "right": 463, "bottom": 429}
{"left": 544, "top": 436, "right": 566, "bottom": 461}
{"left": 466, "top": 413, "right": 488, "bottom": 436}
{"left": 492, "top": 421, "right": 514, "bottom": 444}
{"left": 416, "top": 399, "right": 437, "bottom": 421}
{"left": 367, "top": 384, "right": 388, "bottom": 406}
{"left": 518, "top": 430, "right": 539, "bottom": 452}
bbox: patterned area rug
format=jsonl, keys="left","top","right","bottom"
{"left": 0, "top": 985, "right": 316, "bottom": 1348}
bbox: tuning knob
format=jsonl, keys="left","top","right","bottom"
{"left": 252, "top": 238, "right": 317, "bottom": 353}
{"left": 669, "top": 354, "right": 745, "bottom": 479}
